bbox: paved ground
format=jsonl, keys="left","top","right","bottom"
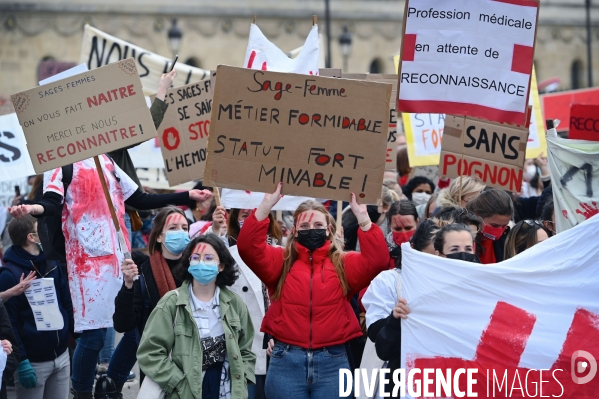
{"left": 7, "top": 332, "right": 141, "bottom": 398}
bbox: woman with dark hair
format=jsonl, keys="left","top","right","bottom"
{"left": 504, "top": 220, "right": 550, "bottom": 260}
{"left": 237, "top": 183, "right": 388, "bottom": 399}
{"left": 541, "top": 197, "right": 555, "bottom": 236}
{"left": 402, "top": 176, "right": 435, "bottom": 205}
{"left": 385, "top": 200, "right": 420, "bottom": 267}
{"left": 466, "top": 189, "right": 514, "bottom": 264}
{"left": 108, "top": 206, "right": 190, "bottom": 395}
{"left": 137, "top": 235, "right": 255, "bottom": 399}
{"left": 434, "top": 206, "right": 482, "bottom": 237}
{"left": 366, "top": 223, "right": 478, "bottom": 395}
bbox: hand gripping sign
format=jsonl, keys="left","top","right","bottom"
{"left": 397, "top": 0, "right": 540, "bottom": 125}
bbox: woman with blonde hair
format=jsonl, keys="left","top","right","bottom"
{"left": 237, "top": 183, "right": 389, "bottom": 399}
{"left": 436, "top": 176, "right": 486, "bottom": 208}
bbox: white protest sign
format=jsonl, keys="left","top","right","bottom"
{"left": 221, "top": 189, "right": 313, "bottom": 211}
{"left": 397, "top": 0, "right": 539, "bottom": 125}
{"left": 244, "top": 24, "right": 319, "bottom": 75}
{"left": 0, "top": 113, "right": 36, "bottom": 181}
{"left": 403, "top": 113, "right": 445, "bottom": 167}
{"left": 40, "top": 64, "right": 89, "bottom": 85}
{"left": 398, "top": 215, "right": 599, "bottom": 398}
{"left": 24, "top": 278, "right": 64, "bottom": 331}
{"left": 80, "top": 25, "right": 210, "bottom": 96}
{"left": 0, "top": 177, "right": 30, "bottom": 208}
{"left": 547, "top": 135, "right": 599, "bottom": 233}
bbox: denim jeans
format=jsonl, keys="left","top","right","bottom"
{"left": 99, "top": 327, "right": 116, "bottom": 364}
{"left": 107, "top": 329, "right": 139, "bottom": 385}
{"left": 265, "top": 343, "right": 350, "bottom": 399}
{"left": 248, "top": 374, "right": 266, "bottom": 399}
{"left": 71, "top": 328, "right": 106, "bottom": 392}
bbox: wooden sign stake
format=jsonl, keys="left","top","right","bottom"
{"left": 458, "top": 115, "right": 467, "bottom": 205}
{"left": 213, "top": 187, "right": 222, "bottom": 207}
{"left": 93, "top": 155, "right": 131, "bottom": 260}
{"left": 336, "top": 200, "right": 343, "bottom": 227}
{"left": 253, "top": 14, "right": 257, "bottom": 24}
{"left": 313, "top": 15, "right": 317, "bottom": 25}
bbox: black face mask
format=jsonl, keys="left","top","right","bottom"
{"left": 445, "top": 252, "right": 480, "bottom": 263}
{"left": 296, "top": 229, "right": 328, "bottom": 252}
{"left": 366, "top": 205, "right": 382, "bottom": 224}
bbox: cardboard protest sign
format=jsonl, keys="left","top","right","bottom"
{"left": 397, "top": 0, "right": 539, "bottom": 125}
{"left": 220, "top": 189, "right": 313, "bottom": 211}
{"left": 542, "top": 87, "right": 599, "bottom": 131}
{"left": 398, "top": 215, "right": 599, "bottom": 398}
{"left": 547, "top": 135, "right": 599, "bottom": 233}
{"left": 343, "top": 73, "right": 400, "bottom": 170}
{"left": 244, "top": 24, "right": 319, "bottom": 74}
{"left": 156, "top": 79, "right": 212, "bottom": 186}
{"left": 568, "top": 104, "right": 599, "bottom": 142}
{"left": 11, "top": 58, "right": 157, "bottom": 173}
{"left": 439, "top": 115, "right": 529, "bottom": 192}
{"left": 0, "top": 113, "right": 36, "bottom": 180}
{"left": 80, "top": 25, "right": 209, "bottom": 96}
{"left": 203, "top": 66, "right": 391, "bottom": 203}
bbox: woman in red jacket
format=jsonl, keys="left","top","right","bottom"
{"left": 237, "top": 183, "right": 389, "bottom": 399}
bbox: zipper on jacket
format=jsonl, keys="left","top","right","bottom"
{"left": 309, "top": 253, "right": 313, "bottom": 349}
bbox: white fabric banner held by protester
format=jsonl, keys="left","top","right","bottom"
{"left": 244, "top": 23, "right": 320, "bottom": 75}
{"left": 398, "top": 215, "right": 599, "bottom": 398}
{"left": 80, "top": 25, "right": 210, "bottom": 96}
{"left": 547, "top": 134, "right": 599, "bottom": 233}
{"left": 0, "top": 113, "right": 36, "bottom": 181}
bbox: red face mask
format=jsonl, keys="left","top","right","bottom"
{"left": 482, "top": 223, "right": 507, "bottom": 241}
{"left": 392, "top": 230, "right": 415, "bottom": 246}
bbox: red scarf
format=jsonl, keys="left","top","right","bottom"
{"left": 150, "top": 251, "right": 177, "bottom": 298}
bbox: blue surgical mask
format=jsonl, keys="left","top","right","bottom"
{"left": 163, "top": 230, "right": 190, "bottom": 255}
{"left": 188, "top": 261, "right": 219, "bottom": 285}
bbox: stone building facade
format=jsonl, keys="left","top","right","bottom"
{"left": 0, "top": 0, "right": 598, "bottom": 113}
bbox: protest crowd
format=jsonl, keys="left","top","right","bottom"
{"left": 0, "top": 2, "right": 598, "bottom": 399}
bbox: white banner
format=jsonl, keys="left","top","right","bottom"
{"left": 80, "top": 25, "right": 210, "bottom": 96}
{"left": 0, "top": 113, "right": 36, "bottom": 181}
{"left": 220, "top": 189, "right": 312, "bottom": 211}
{"left": 547, "top": 135, "right": 599, "bottom": 233}
{"left": 399, "top": 215, "right": 599, "bottom": 398}
{"left": 244, "top": 24, "right": 320, "bottom": 75}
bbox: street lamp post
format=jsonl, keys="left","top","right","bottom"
{"left": 167, "top": 18, "right": 183, "bottom": 57}
{"left": 339, "top": 26, "right": 352, "bottom": 72}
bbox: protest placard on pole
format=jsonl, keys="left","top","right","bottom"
{"left": 439, "top": 115, "right": 529, "bottom": 192}
{"left": 568, "top": 104, "right": 599, "bottom": 142}
{"left": 397, "top": 0, "right": 539, "bottom": 125}
{"left": 547, "top": 134, "right": 599, "bottom": 233}
{"left": 203, "top": 66, "right": 391, "bottom": 204}
{"left": 156, "top": 78, "right": 212, "bottom": 186}
{"left": 11, "top": 58, "right": 157, "bottom": 174}
{"left": 80, "top": 25, "right": 210, "bottom": 96}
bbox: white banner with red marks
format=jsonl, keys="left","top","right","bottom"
{"left": 399, "top": 214, "right": 599, "bottom": 398}
{"left": 547, "top": 135, "right": 599, "bottom": 233}
{"left": 397, "top": 0, "right": 539, "bottom": 125}
{"left": 244, "top": 23, "right": 320, "bottom": 75}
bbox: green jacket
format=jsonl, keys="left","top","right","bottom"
{"left": 137, "top": 281, "right": 256, "bottom": 399}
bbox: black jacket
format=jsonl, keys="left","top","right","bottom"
{"left": 0, "top": 301, "right": 20, "bottom": 382}
{"left": 368, "top": 313, "right": 401, "bottom": 396}
{"left": 0, "top": 246, "right": 73, "bottom": 363}
{"left": 113, "top": 253, "right": 181, "bottom": 334}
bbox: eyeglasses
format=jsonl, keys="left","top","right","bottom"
{"left": 189, "top": 253, "right": 219, "bottom": 266}
{"left": 523, "top": 219, "right": 543, "bottom": 227}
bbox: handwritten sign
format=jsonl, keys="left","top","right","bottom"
{"left": 11, "top": 58, "right": 156, "bottom": 173}
{"left": 439, "top": 115, "right": 529, "bottom": 192}
{"left": 568, "top": 104, "right": 599, "bottom": 142}
{"left": 157, "top": 79, "right": 212, "bottom": 186}
{"left": 397, "top": 0, "right": 539, "bottom": 125}
{"left": 203, "top": 66, "right": 391, "bottom": 203}
{"left": 80, "top": 25, "right": 209, "bottom": 96}
{"left": 403, "top": 113, "right": 445, "bottom": 167}
{"left": 343, "top": 73, "right": 400, "bottom": 170}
